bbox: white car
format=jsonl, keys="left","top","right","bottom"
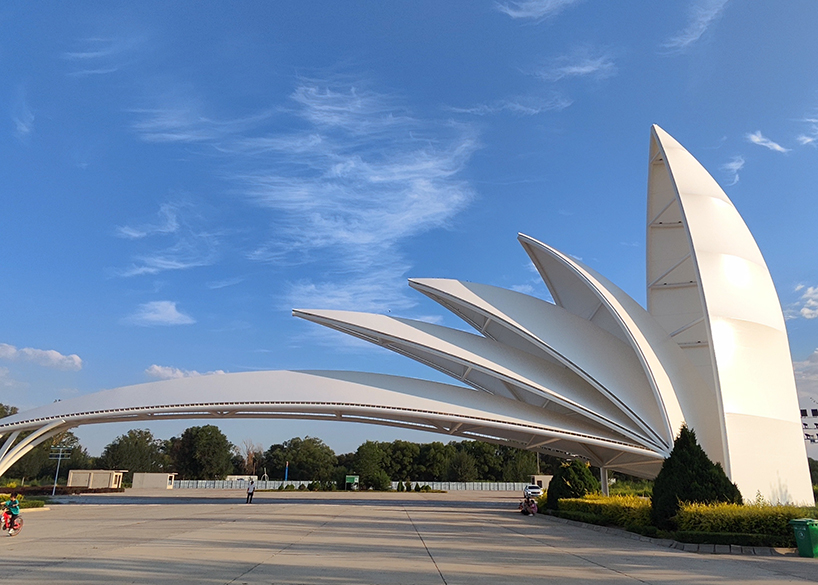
{"left": 523, "top": 484, "right": 543, "bottom": 498}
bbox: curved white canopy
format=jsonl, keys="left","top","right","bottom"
{"left": 1, "top": 125, "right": 810, "bottom": 503}
{"left": 0, "top": 370, "right": 662, "bottom": 478}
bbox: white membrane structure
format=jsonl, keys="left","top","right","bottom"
{"left": 0, "top": 126, "right": 811, "bottom": 503}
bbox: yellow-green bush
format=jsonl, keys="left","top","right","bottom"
{"left": 676, "top": 502, "right": 818, "bottom": 538}
{"left": 557, "top": 494, "right": 651, "bottom": 529}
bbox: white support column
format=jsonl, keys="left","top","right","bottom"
{"left": 600, "top": 467, "right": 609, "bottom": 496}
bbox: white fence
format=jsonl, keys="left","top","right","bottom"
{"left": 172, "top": 479, "right": 529, "bottom": 491}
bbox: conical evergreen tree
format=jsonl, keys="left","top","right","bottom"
{"left": 545, "top": 459, "right": 600, "bottom": 510}
{"left": 650, "top": 425, "right": 742, "bottom": 529}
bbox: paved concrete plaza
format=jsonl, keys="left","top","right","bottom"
{"left": 1, "top": 490, "right": 816, "bottom": 584}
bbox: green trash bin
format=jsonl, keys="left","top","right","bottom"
{"left": 789, "top": 518, "right": 818, "bottom": 558}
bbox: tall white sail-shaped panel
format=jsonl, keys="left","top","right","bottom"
{"left": 648, "top": 125, "right": 812, "bottom": 503}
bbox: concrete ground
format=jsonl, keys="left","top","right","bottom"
{"left": 1, "top": 490, "right": 816, "bottom": 584}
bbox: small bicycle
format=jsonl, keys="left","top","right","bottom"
{"left": 1, "top": 509, "right": 23, "bottom": 536}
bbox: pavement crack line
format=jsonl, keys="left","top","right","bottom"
{"left": 494, "top": 517, "right": 654, "bottom": 585}
{"left": 403, "top": 506, "right": 448, "bottom": 585}
{"left": 225, "top": 507, "right": 347, "bottom": 585}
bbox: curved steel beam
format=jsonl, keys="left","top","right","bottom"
{"left": 0, "top": 370, "right": 662, "bottom": 479}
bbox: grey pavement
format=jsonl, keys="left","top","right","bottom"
{"left": 1, "top": 490, "right": 816, "bottom": 584}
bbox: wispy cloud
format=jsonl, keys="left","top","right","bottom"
{"left": 12, "top": 86, "right": 34, "bottom": 141}
{"left": 797, "top": 117, "right": 818, "bottom": 147}
{"left": 663, "top": 0, "right": 729, "bottom": 52}
{"left": 62, "top": 36, "right": 144, "bottom": 76}
{"left": 145, "top": 364, "right": 225, "bottom": 379}
{"left": 116, "top": 203, "right": 179, "bottom": 239}
{"left": 535, "top": 48, "right": 618, "bottom": 82}
{"left": 206, "top": 277, "right": 244, "bottom": 290}
{"left": 116, "top": 202, "right": 219, "bottom": 277}
{"left": 495, "top": 0, "right": 582, "bottom": 20}
{"left": 0, "top": 367, "right": 23, "bottom": 389}
{"left": 131, "top": 102, "right": 273, "bottom": 144}
{"left": 720, "top": 155, "right": 744, "bottom": 186}
{"left": 447, "top": 94, "right": 572, "bottom": 116}
{"left": 0, "top": 343, "right": 82, "bottom": 371}
{"left": 794, "top": 349, "right": 818, "bottom": 403}
{"left": 128, "top": 77, "right": 479, "bottom": 311}
{"left": 746, "top": 131, "right": 790, "bottom": 153}
{"left": 124, "top": 301, "right": 195, "bottom": 326}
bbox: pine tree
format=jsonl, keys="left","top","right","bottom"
{"left": 650, "top": 425, "right": 742, "bottom": 529}
{"left": 545, "top": 459, "right": 600, "bottom": 510}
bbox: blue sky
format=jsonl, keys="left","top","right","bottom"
{"left": 3, "top": 0, "right": 818, "bottom": 457}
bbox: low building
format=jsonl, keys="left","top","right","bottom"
{"left": 132, "top": 472, "right": 176, "bottom": 489}
{"left": 67, "top": 469, "right": 125, "bottom": 489}
{"left": 529, "top": 475, "right": 553, "bottom": 490}
{"left": 226, "top": 475, "right": 257, "bottom": 482}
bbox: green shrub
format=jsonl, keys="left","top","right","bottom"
{"left": 545, "top": 460, "right": 600, "bottom": 510}
{"left": 414, "top": 483, "right": 421, "bottom": 492}
{"left": 674, "top": 530, "right": 791, "bottom": 548}
{"left": 610, "top": 479, "right": 653, "bottom": 497}
{"left": 284, "top": 484, "right": 296, "bottom": 491}
{"left": 297, "top": 483, "right": 307, "bottom": 491}
{"left": 651, "top": 425, "right": 741, "bottom": 529}
{"left": 676, "top": 501, "right": 818, "bottom": 546}
{"left": 558, "top": 495, "right": 652, "bottom": 530}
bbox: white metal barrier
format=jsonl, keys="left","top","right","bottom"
{"left": 172, "top": 479, "right": 529, "bottom": 491}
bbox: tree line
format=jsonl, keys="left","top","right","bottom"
{"left": 1, "top": 403, "right": 559, "bottom": 487}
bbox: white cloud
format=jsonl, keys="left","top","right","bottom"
{"left": 720, "top": 155, "right": 744, "bottom": 186}
{"left": 797, "top": 117, "right": 818, "bottom": 147}
{"left": 510, "top": 283, "right": 535, "bottom": 294}
{"left": 0, "top": 367, "right": 23, "bottom": 388}
{"left": 495, "top": 0, "right": 582, "bottom": 20}
{"left": 448, "top": 95, "right": 572, "bottom": 116}
{"left": 0, "top": 343, "right": 83, "bottom": 371}
{"left": 663, "top": 0, "right": 729, "bottom": 52}
{"left": 795, "top": 350, "right": 818, "bottom": 404}
{"left": 746, "top": 131, "right": 790, "bottom": 153}
{"left": 535, "top": 49, "right": 618, "bottom": 82}
{"left": 145, "top": 364, "right": 225, "bottom": 379}
{"left": 116, "top": 202, "right": 219, "bottom": 277}
{"left": 131, "top": 100, "right": 273, "bottom": 144}
{"left": 794, "top": 286, "right": 818, "bottom": 320}
{"left": 12, "top": 86, "right": 34, "bottom": 141}
{"left": 62, "top": 36, "right": 145, "bottom": 76}
{"left": 116, "top": 203, "right": 179, "bottom": 239}
{"left": 206, "top": 277, "right": 244, "bottom": 290}
{"left": 128, "top": 77, "right": 479, "bottom": 311}
{"left": 125, "top": 301, "right": 195, "bottom": 326}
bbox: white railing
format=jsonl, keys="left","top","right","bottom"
{"left": 172, "top": 479, "right": 529, "bottom": 491}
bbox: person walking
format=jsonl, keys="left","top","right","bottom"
{"left": 246, "top": 480, "right": 255, "bottom": 504}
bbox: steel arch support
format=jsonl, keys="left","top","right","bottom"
{"left": 0, "top": 420, "right": 71, "bottom": 478}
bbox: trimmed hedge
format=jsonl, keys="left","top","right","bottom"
{"left": 557, "top": 495, "right": 651, "bottom": 530}
{"left": 676, "top": 502, "right": 818, "bottom": 547}
{"left": 0, "top": 494, "right": 46, "bottom": 509}
{"left": 674, "top": 530, "right": 791, "bottom": 548}
{"left": 547, "top": 494, "right": 818, "bottom": 548}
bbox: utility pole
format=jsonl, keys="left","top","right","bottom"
{"left": 49, "top": 446, "right": 72, "bottom": 497}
